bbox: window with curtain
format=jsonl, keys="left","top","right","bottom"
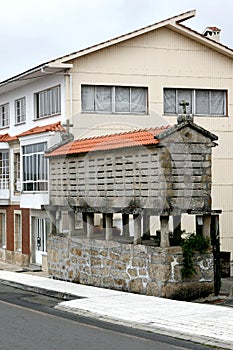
{"left": 81, "top": 85, "right": 147, "bottom": 114}
{"left": 164, "top": 88, "right": 226, "bottom": 116}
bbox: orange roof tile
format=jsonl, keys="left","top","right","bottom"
{"left": 18, "top": 121, "right": 65, "bottom": 138}
{"left": 47, "top": 126, "right": 170, "bottom": 157}
{"left": 0, "top": 133, "right": 18, "bottom": 142}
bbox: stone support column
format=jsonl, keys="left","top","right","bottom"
{"left": 50, "top": 211, "right": 57, "bottom": 235}
{"left": 133, "top": 213, "right": 142, "bottom": 244}
{"left": 143, "top": 212, "right": 150, "bottom": 238}
{"left": 203, "top": 214, "right": 211, "bottom": 240}
{"left": 105, "top": 213, "right": 113, "bottom": 241}
{"left": 68, "top": 211, "right": 75, "bottom": 236}
{"left": 173, "top": 215, "right": 181, "bottom": 241}
{"left": 160, "top": 215, "right": 170, "bottom": 248}
{"left": 86, "top": 213, "right": 94, "bottom": 239}
{"left": 82, "top": 213, "right": 87, "bottom": 235}
{"left": 122, "top": 213, "right": 130, "bottom": 237}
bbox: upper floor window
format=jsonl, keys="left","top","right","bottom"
{"left": 14, "top": 152, "right": 21, "bottom": 193}
{"left": 164, "top": 88, "right": 227, "bottom": 116}
{"left": 81, "top": 85, "right": 147, "bottom": 114}
{"left": 15, "top": 97, "right": 26, "bottom": 124}
{"left": 22, "top": 142, "right": 48, "bottom": 192}
{"left": 34, "top": 85, "right": 61, "bottom": 119}
{"left": 0, "top": 151, "right": 9, "bottom": 190}
{"left": 0, "top": 103, "right": 9, "bottom": 128}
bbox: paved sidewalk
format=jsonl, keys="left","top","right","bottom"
{"left": 0, "top": 269, "right": 233, "bottom": 349}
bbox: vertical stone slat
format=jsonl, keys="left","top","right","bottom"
{"left": 160, "top": 215, "right": 170, "bottom": 248}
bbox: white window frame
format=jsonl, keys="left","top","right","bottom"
{"left": 0, "top": 151, "right": 9, "bottom": 190}
{"left": 14, "top": 211, "right": 22, "bottom": 252}
{"left": 164, "top": 88, "right": 227, "bottom": 116}
{"left": 0, "top": 103, "right": 9, "bottom": 128}
{"left": 14, "top": 151, "right": 21, "bottom": 193}
{"left": 81, "top": 85, "right": 148, "bottom": 114}
{"left": 15, "top": 97, "right": 26, "bottom": 124}
{"left": 34, "top": 85, "right": 61, "bottom": 119}
{"left": 0, "top": 210, "right": 6, "bottom": 249}
{"left": 22, "top": 142, "right": 48, "bottom": 192}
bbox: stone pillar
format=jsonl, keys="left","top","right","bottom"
{"left": 68, "top": 211, "right": 75, "bottom": 236}
{"left": 50, "top": 210, "right": 57, "bottom": 235}
{"left": 173, "top": 215, "right": 181, "bottom": 243}
{"left": 143, "top": 212, "right": 150, "bottom": 238}
{"left": 82, "top": 213, "right": 87, "bottom": 235}
{"left": 203, "top": 214, "right": 211, "bottom": 240}
{"left": 160, "top": 215, "right": 170, "bottom": 248}
{"left": 105, "top": 213, "right": 113, "bottom": 241}
{"left": 86, "top": 213, "right": 94, "bottom": 238}
{"left": 133, "top": 213, "right": 142, "bottom": 244}
{"left": 122, "top": 213, "right": 130, "bottom": 237}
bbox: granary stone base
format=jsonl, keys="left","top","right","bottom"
{"left": 47, "top": 235, "right": 214, "bottom": 301}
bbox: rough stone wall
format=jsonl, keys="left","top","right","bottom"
{"left": 48, "top": 235, "right": 214, "bottom": 300}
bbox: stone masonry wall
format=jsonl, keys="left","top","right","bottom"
{"left": 48, "top": 235, "right": 214, "bottom": 300}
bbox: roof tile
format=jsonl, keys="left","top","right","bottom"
{"left": 18, "top": 121, "right": 65, "bottom": 138}
{"left": 47, "top": 126, "right": 170, "bottom": 157}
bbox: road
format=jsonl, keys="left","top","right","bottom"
{"left": 0, "top": 283, "right": 221, "bottom": 350}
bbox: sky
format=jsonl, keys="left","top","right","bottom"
{"left": 0, "top": 0, "right": 233, "bottom": 81}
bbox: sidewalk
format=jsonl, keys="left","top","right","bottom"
{"left": 0, "top": 264, "right": 233, "bottom": 349}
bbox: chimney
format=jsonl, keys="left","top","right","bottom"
{"left": 203, "top": 27, "right": 221, "bottom": 42}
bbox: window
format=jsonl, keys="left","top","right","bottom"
{"left": 81, "top": 85, "right": 147, "bottom": 114}
{"left": 164, "top": 88, "right": 226, "bottom": 116}
{"left": 14, "top": 212, "right": 21, "bottom": 251}
{"left": 14, "top": 152, "right": 21, "bottom": 193}
{"left": 0, "top": 211, "right": 6, "bottom": 248}
{"left": 22, "top": 142, "right": 48, "bottom": 192}
{"left": 15, "top": 97, "right": 26, "bottom": 124}
{"left": 0, "top": 151, "right": 9, "bottom": 190}
{"left": 34, "top": 85, "right": 61, "bottom": 119}
{"left": 0, "top": 103, "right": 9, "bottom": 128}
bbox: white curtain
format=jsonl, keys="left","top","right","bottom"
{"left": 115, "top": 87, "right": 130, "bottom": 112}
{"left": 131, "top": 87, "right": 146, "bottom": 113}
{"left": 211, "top": 90, "right": 224, "bottom": 115}
{"left": 81, "top": 85, "right": 95, "bottom": 112}
{"left": 195, "top": 90, "right": 209, "bottom": 115}
{"left": 95, "top": 86, "right": 112, "bottom": 112}
{"left": 164, "top": 89, "right": 176, "bottom": 114}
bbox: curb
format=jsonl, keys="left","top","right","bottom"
{"left": 0, "top": 279, "right": 81, "bottom": 301}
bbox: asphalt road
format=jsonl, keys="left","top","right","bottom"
{"left": 0, "top": 283, "right": 222, "bottom": 350}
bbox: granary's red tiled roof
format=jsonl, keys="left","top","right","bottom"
{"left": 17, "top": 121, "right": 65, "bottom": 138}
{"left": 47, "top": 126, "right": 170, "bottom": 157}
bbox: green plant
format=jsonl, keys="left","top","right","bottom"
{"left": 181, "top": 233, "right": 210, "bottom": 279}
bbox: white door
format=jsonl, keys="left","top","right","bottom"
{"left": 33, "top": 218, "right": 50, "bottom": 265}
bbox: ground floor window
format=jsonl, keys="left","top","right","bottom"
{"left": 14, "top": 211, "right": 22, "bottom": 251}
{"left": 0, "top": 211, "right": 6, "bottom": 248}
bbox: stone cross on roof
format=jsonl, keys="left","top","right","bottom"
{"left": 179, "top": 100, "right": 189, "bottom": 114}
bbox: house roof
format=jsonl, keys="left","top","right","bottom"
{"left": 1, "top": 9, "right": 233, "bottom": 93}
{"left": 46, "top": 126, "right": 170, "bottom": 157}
{"left": 17, "top": 121, "right": 65, "bottom": 138}
{"left": 0, "top": 133, "right": 17, "bottom": 142}
{"left": 0, "top": 121, "right": 65, "bottom": 144}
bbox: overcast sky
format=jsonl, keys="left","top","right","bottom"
{"left": 0, "top": 0, "right": 233, "bottom": 81}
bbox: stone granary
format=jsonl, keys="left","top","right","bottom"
{"left": 45, "top": 116, "right": 221, "bottom": 300}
